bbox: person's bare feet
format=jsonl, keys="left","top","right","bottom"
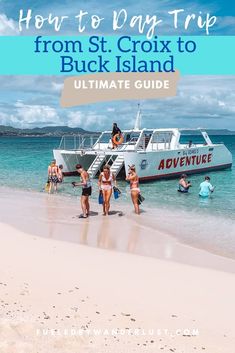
{"left": 79, "top": 214, "right": 88, "bottom": 219}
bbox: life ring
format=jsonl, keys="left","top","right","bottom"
{"left": 112, "top": 133, "right": 124, "bottom": 145}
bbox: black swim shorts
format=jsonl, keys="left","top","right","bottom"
{"left": 82, "top": 186, "right": 92, "bottom": 196}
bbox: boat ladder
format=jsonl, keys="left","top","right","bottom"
{"left": 110, "top": 154, "right": 125, "bottom": 176}
{"left": 88, "top": 154, "right": 106, "bottom": 178}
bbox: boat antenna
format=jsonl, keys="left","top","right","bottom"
{"left": 134, "top": 104, "right": 142, "bottom": 130}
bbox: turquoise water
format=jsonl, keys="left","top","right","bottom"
{"left": 0, "top": 135, "right": 235, "bottom": 220}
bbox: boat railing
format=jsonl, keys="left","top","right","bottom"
{"left": 149, "top": 140, "right": 171, "bottom": 151}
{"left": 116, "top": 137, "right": 140, "bottom": 151}
{"left": 133, "top": 135, "right": 171, "bottom": 151}
{"left": 58, "top": 134, "right": 101, "bottom": 150}
{"left": 58, "top": 134, "right": 175, "bottom": 152}
{"left": 118, "top": 135, "right": 152, "bottom": 151}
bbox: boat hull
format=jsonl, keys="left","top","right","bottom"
{"left": 124, "top": 144, "right": 232, "bottom": 181}
{"left": 53, "top": 149, "right": 96, "bottom": 175}
{"left": 54, "top": 144, "right": 232, "bottom": 181}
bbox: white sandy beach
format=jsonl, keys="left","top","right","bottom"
{"left": 0, "top": 187, "right": 235, "bottom": 353}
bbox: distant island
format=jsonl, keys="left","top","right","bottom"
{"left": 0, "top": 125, "right": 94, "bottom": 137}
{"left": 0, "top": 125, "right": 235, "bottom": 137}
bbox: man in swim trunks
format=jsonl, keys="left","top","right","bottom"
{"left": 199, "top": 176, "right": 214, "bottom": 197}
{"left": 72, "top": 164, "right": 92, "bottom": 218}
{"left": 111, "top": 122, "right": 122, "bottom": 149}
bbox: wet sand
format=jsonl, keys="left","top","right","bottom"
{"left": 0, "top": 187, "right": 235, "bottom": 272}
{"left": 0, "top": 187, "right": 235, "bottom": 352}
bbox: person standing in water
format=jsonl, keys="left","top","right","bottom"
{"left": 58, "top": 164, "right": 64, "bottom": 183}
{"left": 199, "top": 176, "right": 215, "bottom": 197}
{"left": 72, "top": 164, "right": 92, "bottom": 218}
{"left": 178, "top": 174, "right": 192, "bottom": 193}
{"left": 98, "top": 164, "right": 116, "bottom": 216}
{"left": 48, "top": 159, "right": 59, "bottom": 194}
{"left": 126, "top": 165, "right": 140, "bottom": 215}
{"left": 111, "top": 122, "right": 122, "bottom": 149}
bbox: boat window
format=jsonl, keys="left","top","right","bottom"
{"left": 152, "top": 132, "right": 172, "bottom": 143}
{"left": 179, "top": 134, "right": 206, "bottom": 145}
{"left": 124, "top": 132, "right": 140, "bottom": 144}
{"left": 98, "top": 132, "right": 111, "bottom": 143}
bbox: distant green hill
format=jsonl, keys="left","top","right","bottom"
{"left": 0, "top": 125, "right": 234, "bottom": 137}
{"left": 0, "top": 125, "right": 19, "bottom": 133}
{"left": 0, "top": 125, "right": 94, "bottom": 136}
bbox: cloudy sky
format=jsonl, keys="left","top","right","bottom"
{"left": 0, "top": 0, "right": 235, "bottom": 130}
{"left": 0, "top": 0, "right": 235, "bottom": 36}
{"left": 0, "top": 75, "right": 235, "bottom": 131}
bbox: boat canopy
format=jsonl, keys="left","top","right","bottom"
{"left": 57, "top": 127, "right": 214, "bottom": 152}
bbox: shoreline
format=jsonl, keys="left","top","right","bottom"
{"left": 1, "top": 186, "right": 235, "bottom": 352}
{"left": 0, "top": 186, "right": 235, "bottom": 273}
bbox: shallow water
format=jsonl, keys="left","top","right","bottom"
{"left": 0, "top": 132, "right": 235, "bottom": 262}
{"left": 0, "top": 135, "right": 235, "bottom": 220}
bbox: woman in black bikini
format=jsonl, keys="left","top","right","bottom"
{"left": 48, "top": 159, "right": 59, "bottom": 194}
{"left": 178, "top": 174, "right": 192, "bottom": 193}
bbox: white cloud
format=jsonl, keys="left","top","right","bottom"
{"left": 67, "top": 111, "right": 109, "bottom": 129}
{"left": 14, "top": 101, "right": 61, "bottom": 127}
{"left": 0, "top": 111, "right": 18, "bottom": 125}
{"left": 51, "top": 82, "right": 64, "bottom": 92}
{"left": 1, "top": 76, "right": 235, "bottom": 130}
{"left": 0, "top": 13, "right": 20, "bottom": 36}
{"left": 216, "top": 16, "right": 235, "bottom": 34}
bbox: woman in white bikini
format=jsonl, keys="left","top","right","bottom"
{"left": 98, "top": 164, "right": 116, "bottom": 216}
{"left": 126, "top": 165, "right": 140, "bottom": 214}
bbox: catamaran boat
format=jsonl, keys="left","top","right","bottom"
{"left": 53, "top": 109, "right": 232, "bottom": 181}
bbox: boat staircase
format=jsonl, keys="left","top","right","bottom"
{"left": 110, "top": 154, "right": 125, "bottom": 176}
{"left": 87, "top": 154, "right": 106, "bottom": 178}
{"left": 144, "top": 136, "right": 151, "bottom": 148}
{"left": 88, "top": 154, "right": 125, "bottom": 178}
